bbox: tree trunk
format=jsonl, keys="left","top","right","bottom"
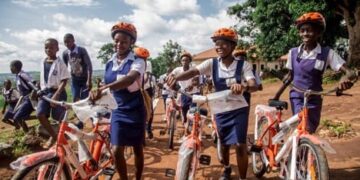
{"left": 344, "top": 4, "right": 360, "bottom": 67}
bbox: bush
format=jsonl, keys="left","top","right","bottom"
{"left": 322, "top": 69, "right": 342, "bottom": 84}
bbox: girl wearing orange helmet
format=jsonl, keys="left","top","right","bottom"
{"left": 90, "top": 22, "right": 145, "bottom": 180}
{"left": 167, "top": 27, "right": 257, "bottom": 180}
{"left": 281, "top": 12, "right": 354, "bottom": 134}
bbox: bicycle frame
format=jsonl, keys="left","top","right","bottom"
{"left": 254, "top": 91, "right": 336, "bottom": 179}
{"left": 165, "top": 96, "right": 180, "bottom": 128}
{"left": 11, "top": 94, "right": 115, "bottom": 180}
{"left": 39, "top": 109, "right": 113, "bottom": 180}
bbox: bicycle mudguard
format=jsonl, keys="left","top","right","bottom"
{"left": 10, "top": 149, "right": 57, "bottom": 170}
{"left": 300, "top": 134, "right": 336, "bottom": 154}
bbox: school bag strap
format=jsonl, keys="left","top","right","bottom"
{"left": 18, "top": 73, "right": 32, "bottom": 90}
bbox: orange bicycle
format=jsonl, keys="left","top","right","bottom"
{"left": 162, "top": 93, "right": 181, "bottom": 149}
{"left": 11, "top": 89, "right": 116, "bottom": 180}
{"left": 250, "top": 82, "right": 357, "bottom": 179}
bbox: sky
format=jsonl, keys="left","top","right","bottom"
{"left": 0, "top": 0, "right": 244, "bottom": 73}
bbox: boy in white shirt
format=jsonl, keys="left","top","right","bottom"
{"left": 37, "top": 38, "right": 70, "bottom": 148}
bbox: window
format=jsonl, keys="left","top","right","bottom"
{"left": 275, "top": 65, "right": 278, "bottom": 70}
{"left": 252, "top": 64, "right": 257, "bottom": 71}
{"left": 260, "top": 64, "right": 265, "bottom": 70}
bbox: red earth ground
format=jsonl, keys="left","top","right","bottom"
{"left": 1, "top": 81, "right": 360, "bottom": 179}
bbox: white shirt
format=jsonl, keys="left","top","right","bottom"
{"left": 286, "top": 43, "right": 345, "bottom": 71}
{"left": 40, "top": 57, "right": 71, "bottom": 90}
{"left": 146, "top": 61, "right": 152, "bottom": 73}
{"left": 159, "top": 73, "right": 169, "bottom": 95}
{"left": 196, "top": 57, "right": 255, "bottom": 85}
{"left": 109, "top": 52, "right": 145, "bottom": 92}
{"left": 171, "top": 67, "right": 193, "bottom": 91}
{"left": 144, "top": 74, "right": 156, "bottom": 90}
{"left": 2, "top": 88, "right": 20, "bottom": 101}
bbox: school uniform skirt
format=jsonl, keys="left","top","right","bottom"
{"left": 110, "top": 105, "right": 146, "bottom": 147}
{"left": 215, "top": 107, "right": 249, "bottom": 145}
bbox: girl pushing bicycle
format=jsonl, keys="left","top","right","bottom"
{"left": 167, "top": 27, "right": 257, "bottom": 180}
{"left": 282, "top": 12, "right": 356, "bottom": 133}
{"left": 90, "top": 22, "right": 146, "bottom": 180}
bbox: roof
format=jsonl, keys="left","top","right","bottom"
{"left": 193, "top": 48, "right": 217, "bottom": 61}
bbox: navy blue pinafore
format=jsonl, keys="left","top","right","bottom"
{"left": 290, "top": 47, "right": 330, "bottom": 133}
{"left": 104, "top": 59, "right": 145, "bottom": 146}
{"left": 212, "top": 59, "right": 249, "bottom": 145}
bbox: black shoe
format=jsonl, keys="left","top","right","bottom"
{"left": 148, "top": 131, "right": 153, "bottom": 139}
{"left": 219, "top": 166, "right": 232, "bottom": 180}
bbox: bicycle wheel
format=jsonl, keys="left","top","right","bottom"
{"left": 11, "top": 156, "right": 71, "bottom": 180}
{"left": 252, "top": 116, "right": 269, "bottom": 178}
{"left": 288, "top": 137, "right": 329, "bottom": 180}
{"left": 176, "top": 150, "right": 194, "bottom": 180}
{"left": 168, "top": 110, "right": 176, "bottom": 149}
{"left": 98, "top": 142, "right": 115, "bottom": 180}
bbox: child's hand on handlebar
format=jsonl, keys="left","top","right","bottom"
{"left": 89, "top": 88, "right": 102, "bottom": 103}
{"left": 338, "top": 77, "right": 353, "bottom": 91}
{"left": 230, "top": 83, "right": 243, "bottom": 95}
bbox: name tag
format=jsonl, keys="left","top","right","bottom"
{"left": 314, "top": 59, "right": 325, "bottom": 71}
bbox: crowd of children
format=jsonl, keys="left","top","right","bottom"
{"left": 0, "top": 11, "right": 357, "bottom": 179}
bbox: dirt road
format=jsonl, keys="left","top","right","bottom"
{"left": 1, "top": 81, "right": 360, "bottom": 179}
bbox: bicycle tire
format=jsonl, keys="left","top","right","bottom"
{"left": 176, "top": 150, "right": 194, "bottom": 180}
{"left": 251, "top": 116, "right": 268, "bottom": 178}
{"left": 11, "top": 156, "right": 71, "bottom": 180}
{"left": 98, "top": 141, "right": 115, "bottom": 180}
{"left": 168, "top": 111, "right": 176, "bottom": 149}
{"left": 287, "top": 137, "right": 329, "bottom": 180}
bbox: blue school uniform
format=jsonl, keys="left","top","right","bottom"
{"left": 212, "top": 59, "right": 249, "bottom": 145}
{"left": 289, "top": 47, "right": 330, "bottom": 133}
{"left": 2, "top": 88, "right": 18, "bottom": 121}
{"left": 104, "top": 56, "right": 145, "bottom": 146}
{"left": 37, "top": 60, "right": 67, "bottom": 121}
{"left": 11, "top": 71, "right": 34, "bottom": 123}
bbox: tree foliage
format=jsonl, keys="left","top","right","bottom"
{"left": 228, "top": 0, "right": 346, "bottom": 62}
{"left": 151, "top": 40, "right": 183, "bottom": 77}
{"left": 97, "top": 43, "right": 114, "bottom": 64}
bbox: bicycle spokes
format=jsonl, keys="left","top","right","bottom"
{"left": 296, "top": 145, "right": 318, "bottom": 180}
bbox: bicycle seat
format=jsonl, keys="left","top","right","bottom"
{"left": 268, "top": 99, "right": 288, "bottom": 110}
{"left": 189, "top": 107, "right": 208, "bottom": 116}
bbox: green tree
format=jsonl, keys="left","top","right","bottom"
{"left": 326, "top": 0, "right": 360, "bottom": 67}
{"left": 228, "top": 0, "right": 346, "bottom": 62}
{"left": 97, "top": 43, "right": 114, "bottom": 64}
{"left": 151, "top": 40, "right": 183, "bottom": 77}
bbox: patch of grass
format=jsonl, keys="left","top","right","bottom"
{"left": 319, "top": 119, "right": 353, "bottom": 138}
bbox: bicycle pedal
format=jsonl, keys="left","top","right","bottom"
{"left": 103, "top": 167, "right": 115, "bottom": 176}
{"left": 165, "top": 168, "right": 176, "bottom": 177}
{"left": 159, "top": 130, "right": 166, "bottom": 136}
{"left": 250, "top": 144, "right": 263, "bottom": 153}
{"left": 199, "top": 154, "right": 211, "bottom": 165}
{"left": 203, "top": 134, "right": 212, "bottom": 140}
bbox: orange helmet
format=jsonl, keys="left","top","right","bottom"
{"left": 211, "top": 28, "right": 238, "bottom": 43}
{"left": 295, "top": 12, "right": 326, "bottom": 30}
{"left": 180, "top": 51, "right": 192, "bottom": 61}
{"left": 134, "top": 47, "right": 150, "bottom": 60}
{"left": 111, "top": 22, "right": 137, "bottom": 41}
{"left": 233, "top": 48, "right": 246, "bottom": 57}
